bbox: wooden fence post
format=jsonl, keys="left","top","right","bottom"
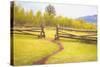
{"left": 39, "top": 24, "right": 45, "bottom": 38}
{"left": 55, "top": 24, "right": 59, "bottom": 40}
{"left": 41, "top": 24, "right": 45, "bottom": 38}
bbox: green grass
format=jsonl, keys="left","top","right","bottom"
{"left": 45, "top": 27, "right": 56, "bottom": 39}
{"left": 13, "top": 28, "right": 97, "bottom": 65}
{"left": 13, "top": 34, "right": 59, "bottom": 65}
{"left": 46, "top": 38, "right": 97, "bottom": 64}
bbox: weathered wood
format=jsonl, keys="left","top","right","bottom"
{"left": 58, "top": 27, "right": 97, "bottom": 32}
{"left": 60, "top": 34, "right": 77, "bottom": 39}
{"left": 55, "top": 25, "right": 97, "bottom": 42}
{"left": 40, "top": 24, "right": 45, "bottom": 38}
{"left": 80, "top": 34, "right": 97, "bottom": 37}
{"left": 80, "top": 36, "right": 97, "bottom": 41}
{"left": 13, "top": 29, "right": 41, "bottom": 32}
{"left": 55, "top": 25, "right": 59, "bottom": 40}
{"left": 12, "top": 24, "right": 45, "bottom": 38}
{"left": 13, "top": 31, "right": 39, "bottom": 36}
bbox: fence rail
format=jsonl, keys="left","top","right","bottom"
{"left": 58, "top": 27, "right": 97, "bottom": 32}
{"left": 55, "top": 25, "right": 97, "bottom": 41}
{"left": 11, "top": 25, "right": 45, "bottom": 38}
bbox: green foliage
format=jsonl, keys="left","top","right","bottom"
{"left": 14, "top": 4, "right": 26, "bottom": 26}
{"left": 13, "top": 3, "right": 96, "bottom": 30}
{"left": 35, "top": 11, "right": 43, "bottom": 25}
{"left": 43, "top": 12, "right": 55, "bottom": 26}
{"left": 25, "top": 10, "right": 34, "bottom": 25}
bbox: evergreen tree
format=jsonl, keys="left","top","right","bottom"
{"left": 45, "top": 4, "right": 56, "bottom": 16}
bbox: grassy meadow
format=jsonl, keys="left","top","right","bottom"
{"left": 13, "top": 28, "right": 97, "bottom": 65}
{"left": 46, "top": 38, "right": 97, "bottom": 64}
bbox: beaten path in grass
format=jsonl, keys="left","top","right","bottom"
{"left": 33, "top": 28, "right": 64, "bottom": 64}
{"left": 33, "top": 39, "right": 64, "bottom": 64}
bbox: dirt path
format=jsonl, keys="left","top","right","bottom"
{"left": 33, "top": 39, "right": 64, "bottom": 65}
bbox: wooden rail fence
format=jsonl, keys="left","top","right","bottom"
{"left": 11, "top": 25, "right": 45, "bottom": 38}
{"left": 55, "top": 25, "right": 97, "bottom": 41}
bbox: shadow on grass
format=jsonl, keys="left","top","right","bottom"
{"left": 58, "top": 38, "right": 97, "bottom": 45}
{"left": 80, "top": 39, "right": 97, "bottom": 44}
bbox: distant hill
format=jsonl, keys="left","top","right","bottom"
{"left": 78, "top": 15, "right": 97, "bottom": 23}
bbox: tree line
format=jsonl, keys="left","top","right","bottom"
{"left": 13, "top": 3, "right": 96, "bottom": 30}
